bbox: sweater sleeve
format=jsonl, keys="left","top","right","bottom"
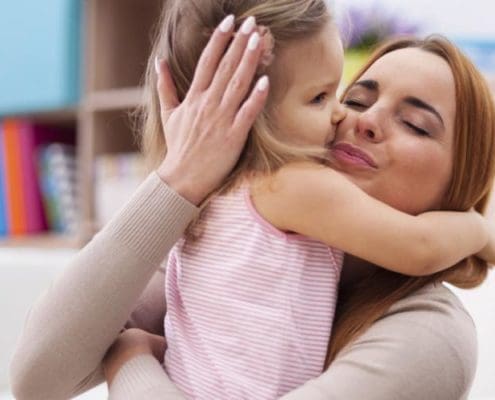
{"left": 125, "top": 268, "right": 167, "bottom": 336}
{"left": 280, "top": 283, "right": 477, "bottom": 400}
{"left": 9, "top": 172, "right": 199, "bottom": 400}
{"left": 108, "top": 355, "right": 184, "bottom": 400}
{"left": 107, "top": 283, "right": 477, "bottom": 400}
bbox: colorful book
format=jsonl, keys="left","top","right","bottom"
{"left": 0, "top": 119, "right": 76, "bottom": 236}
{"left": 19, "top": 121, "right": 49, "bottom": 233}
{"left": 38, "top": 143, "right": 77, "bottom": 233}
{"left": 0, "top": 124, "right": 7, "bottom": 235}
{"left": 3, "top": 119, "right": 27, "bottom": 235}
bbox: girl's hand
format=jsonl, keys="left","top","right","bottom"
{"left": 156, "top": 15, "right": 270, "bottom": 205}
{"left": 103, "top": 328, "right": 167, "bottom": 386}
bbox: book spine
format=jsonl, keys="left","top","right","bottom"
{"left": 19, "top": 121, "right": 47, "bottom": 233}
{"left": 3, "top": 119, "right": 27, "bottom": 235}
{"left": 0, "top": 123, "right": 8, "bottom": 235}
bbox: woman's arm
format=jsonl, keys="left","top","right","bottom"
{"left": 109, "top": 355, "right": 184, "bottom": 400}
{"left": 125, "top": 269, "right": 167, "bottom": 335}
{"left": 9, "top": 173, "right": 198, "bottom": 400}
{"left": 280, "top": 283, "right": 477, "bottom": 400}
{"left": 253, "top": 162, "right": 489, "bottom": 276}
{"left": 9, "top": 15, "right": 269, "bottom": 400}
{"left": 104, "top": 283, "right": 476, "bottom": 400}
{"left": 103, "top": 329, "right": 184, "bottom": 400}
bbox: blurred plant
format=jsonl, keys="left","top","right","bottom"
{"left": 340, "top": 4, "right": 420, "bottom": 51}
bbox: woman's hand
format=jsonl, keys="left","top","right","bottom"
{"left": 103, "top": 328, "right": 167, "bottom": 386}
{"left": 156, "top": 15, "right": 270, "bottom": 205}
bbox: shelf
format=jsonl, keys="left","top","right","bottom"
{"left": 0, "top": 232, "right": 83, "bottom": 249}
{"left": 1, "top": 107, "right": 78, "bottom": 123}
{"left": 84, "top": 87, "right": 144, "bottom": 112}
{"left": 86, "top": 0, "right": 163, "bottom": 91}
{"left": 0, "top": 0, "right": 164, "bottom": 251}
{"left": 91, "top": 109, "right": 141, "bottom": 155}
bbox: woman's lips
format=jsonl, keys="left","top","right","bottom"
{"left": 331, "top": 142, "right": 378, "bottom": 169}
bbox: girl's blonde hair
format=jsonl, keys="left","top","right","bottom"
{"left": 326, "top": 36, "right": 495, "bottom": 366}
{"left": 139, "top": 0, "right": 332, "bottom": 196}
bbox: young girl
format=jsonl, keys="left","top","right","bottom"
{"left": 142, "top": 1, "right": 494, "bottom": 399}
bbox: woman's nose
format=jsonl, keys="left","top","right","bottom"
{"left": 356, "top": 109, "right": 383, "bottom": 142}
{"left": 331, "top": 101, "right": 347, "bottom": 125}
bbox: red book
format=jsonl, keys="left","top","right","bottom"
{"left": 3, "top": 119, "right": 27, "bottom": 235}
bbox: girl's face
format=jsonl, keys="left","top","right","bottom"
{"left": 331, "top": 48, "right": 456, "bottom": 215}
{"left": 270, "top": 21, "right": 347, "bottom": 147}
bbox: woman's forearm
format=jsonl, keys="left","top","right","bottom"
{"left": 9, "top": 172, "right": 198, "bottom": 400}
{"left": 109, "top": 355, "right": 185, "bottom": 400}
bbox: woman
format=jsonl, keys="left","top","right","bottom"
{"left": 10, "top": 16, "right": 495, "bottom": 400}
{"left": 101, "top": 35, "right": 495, "bottom": 400}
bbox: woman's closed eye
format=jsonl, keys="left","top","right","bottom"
{"left": 343, "top": 98, "right": 367, "bottom": 109}
{"left": 403, "top": 120, "right": 431, "bottom": 137}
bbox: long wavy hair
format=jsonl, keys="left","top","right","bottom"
{"left": 139, "top": 0, "right": 332, "bottom": 197}
{"left": 326, "top": 36, "right": 495, "bottom": 366}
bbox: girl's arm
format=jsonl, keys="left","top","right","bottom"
{"left": 476, "top": 219, "right": 495, "bottom": 264}
{"left": 253, "top": 162, "right": 489, "bottom": 276}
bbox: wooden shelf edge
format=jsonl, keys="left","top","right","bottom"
{"left": 0, "top": 107, "right": 79, "bottom": 123}
{"left": 0, "top": 232, "right": 84, "bottom": 249}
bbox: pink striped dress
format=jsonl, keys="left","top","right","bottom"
{"left": 163, "top": 184, "right": 343, "bottom": 399}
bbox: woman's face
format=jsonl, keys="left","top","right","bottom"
{"left": 331, "top": 48, "right": 456, "bottom": 214}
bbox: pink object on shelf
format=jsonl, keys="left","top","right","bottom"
{"left": 18, "top": 122, "right": 50, "bottom": 233}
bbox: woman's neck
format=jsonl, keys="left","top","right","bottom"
{"left": 340, "top": 255, "right": 378, "bottom": 286}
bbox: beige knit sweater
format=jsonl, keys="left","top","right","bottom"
{"left": 9, "top": 172, "right": 477, "bottom": 400}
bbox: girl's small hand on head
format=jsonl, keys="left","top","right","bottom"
{"left": 156, "top": 15, "right": 270, "bottom": 205}
{"left": 103, "top": 328, "right": 167, "bottom": 386}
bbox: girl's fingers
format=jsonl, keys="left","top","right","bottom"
{"left": 156, "top": 59, "right": 180, "bottom": 122}
{"left": 207, "top": 16, "right": 258, "bottom": 100}
{"left": 188, "top": 14, "right": 235, "bottom": 95}
{"left": 220, "top": 31, "right": 264, "bottom": 113}
{"left": 232, "top": 75, "right": 270, "bottom": 141}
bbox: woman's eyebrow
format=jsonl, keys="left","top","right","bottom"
{"left": 403, "top": 96, "right": 445, "bottom": 127}
{"left": 354, "top": 79, "right": 379, "bottom": 91}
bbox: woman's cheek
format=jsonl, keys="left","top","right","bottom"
{"left": 394, "top": 143, "right": 452, "bottom": 210}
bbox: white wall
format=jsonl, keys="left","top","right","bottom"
{"left": 334, "top": 0, "right": 495, "bottom": 39}
{"left": 0, "top": 249, "right": 108, "bottom": 399}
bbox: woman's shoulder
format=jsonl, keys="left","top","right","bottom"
{"left": 373, "top": 283, "right": 475, "bottom": 396}
{"left": 387, "top": 282, "right": 475, "bottom": 337}
{"left": 327, "top": 283, "right": 477, "bottom": 400}
{"left": 383, "top": 282, "right": 477, "bottom": 363}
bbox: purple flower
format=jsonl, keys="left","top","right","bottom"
{"left": 339, "top": 4, "right": 420, "bottom": 50}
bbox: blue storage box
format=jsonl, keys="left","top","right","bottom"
{"left": 0, "top": 0, "right": 81, "bottom": 116}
